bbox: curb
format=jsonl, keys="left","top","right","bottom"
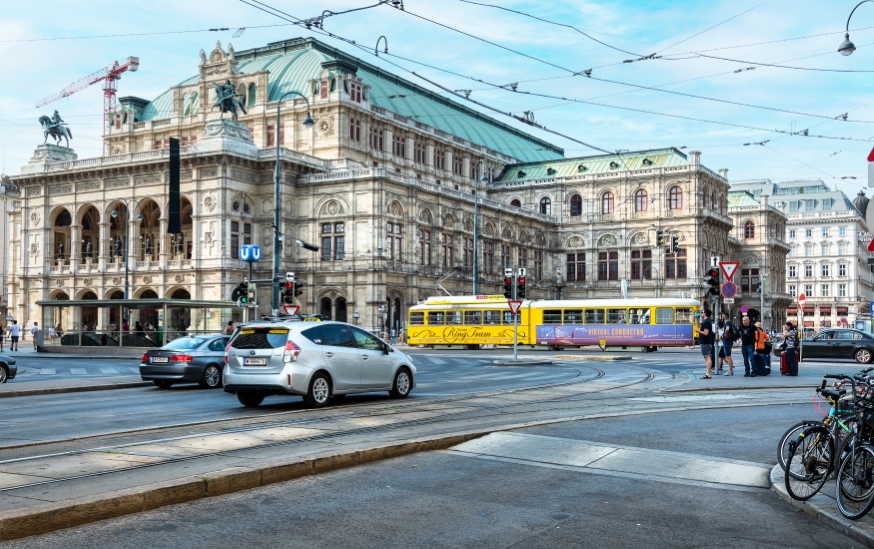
{"left": 0, "top": 381, "right": 152, "bottom": 399}
{"left": 667, "top": 385, "right": 809, "bottom": 393}
{"left": 492, "top": 360, "right": 556, "bottom": 366}
{"left": 769, "top": 464, "right": 874, "bottom": 546}
{"left": 554, "top": 355, "right": 632, "bottom": 361}
{"left": 0, "top": 431, "right": 485, "bottom": 541}
{"left": 21, "top": 356, "right": 142, "bottom": 360}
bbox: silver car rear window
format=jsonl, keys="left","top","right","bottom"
{"left": 163, "top": 337, "right": 208, "bottom": 350}
{"left": 231, "top": 328, "right": 289, "bottom": 349}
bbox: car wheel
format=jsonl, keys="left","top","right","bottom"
{"left": 0, "top": 365, "right": 7, "bottom": 384}
{"left": 153, "top": 380, "right": 174, "bottom": 389}
{"left": 304, "top": 372, "right": 331, "bottom": 408}
{"left": 199, "top": 364, "right": 222, "bottom": 388}
{"left": 856, "top": 349, "right": 873, "bottom": 364}
{"left": 237, "top": 391, "right": 265, "bottom": 407}
{"left": 390, "top": 367, "right": 412, "bottom": 399}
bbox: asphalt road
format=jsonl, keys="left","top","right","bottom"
{"left": 3, "top": 404, "right": 856, "bottom": 549}
{"left": 0, "top": 355, "right": 589, "bottom": 445}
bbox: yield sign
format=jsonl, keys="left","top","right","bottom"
{"left": 282, "top": 305, "right": 301, "bottom": 315}
{"left": 508, "top": 300, "right": 523, "bottom": 316}
{"left": 719, "top": 261, "right": 740, "bottom": 281}
{"left": 868, "top": 237, "right": 874, "bottom": 253}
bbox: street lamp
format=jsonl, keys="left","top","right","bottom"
{"left": 110, "top": 199, "right": 143, "bottom": 299}
{"left": 838, "top": 1, "right": 874, "bottom": 55}
{"left": 643, "top": 265, "right": 661, "bottom": 298}
{"left": 473, "top": 159, "right": 489, "bottom": 295}
{"left": 273, "top": 91, "right": 314, "bottom": 314}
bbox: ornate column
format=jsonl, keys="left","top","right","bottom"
{"left": 159, "top": 217, "right": 169, "bottom": 269}
{"left": 98, "top": 221, "right": 108, "bottom": 271}
{"left": 70, "top": 223, "right": 80, "bottom": 264}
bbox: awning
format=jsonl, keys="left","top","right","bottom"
{"left": 837, "top": 307, "right": 849, "bottom": 314}
{"left": 787, "top": 307, "right": 797, "bottom": 314}
{"left": 803, "top": 306, "right": 815, "bottom": 314}
{"left": 803, "top": 320, "right": 815, "bottom": 327}
{"left": 820, "top": 307, "right": 832, "bottom": 315}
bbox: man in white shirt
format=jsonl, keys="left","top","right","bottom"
{"left": 31, "top": 322, "right": 39, "bottom": 350}
{"left": 9, "top": 320, "right": 20, "bottom": 351}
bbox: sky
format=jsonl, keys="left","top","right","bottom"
{"left": 3, "top": 0, "right": 874, "bottom": 197}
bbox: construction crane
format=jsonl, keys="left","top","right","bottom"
{"left": 36, "top": 56, "right": 140, "bottom": 153}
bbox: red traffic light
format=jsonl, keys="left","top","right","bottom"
{"left": 705, "top": 268, "right": 719, "bottom": 278}
{"left": 504, "top": 277, "right": 512, "bottom": 285}
{"left": 286, "top": 282, "right": 293, "bottom": 289}
{"left": 517, "top": 277, "right": 525, "bottom": 285}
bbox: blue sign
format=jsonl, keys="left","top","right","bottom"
{"left": 870, "top": 301, "right": 874, "bottom": 315}
{"left": 240, "top": 245, "right": 262, "bottom": 262}
{"left": 721, "top": 281, "right": 737, "bottom": 299}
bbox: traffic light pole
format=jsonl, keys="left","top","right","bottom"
{"left": 513, "top": 275, "right": 518, "bottom": 363}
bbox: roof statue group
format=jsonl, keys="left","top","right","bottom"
{"left": 39, "top": 110, "right": 72, "bottom": 148}
{"left": 212, "top": 79, "right": 247, "bottom": 122}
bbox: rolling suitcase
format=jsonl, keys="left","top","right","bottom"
{"left": 780, "top": 350, "right": 790, "bottom": 375}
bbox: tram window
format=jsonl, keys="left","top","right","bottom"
{"left": 502, "top": 311, "right": 515, "bottom": 324}
{"left": 428, "top": 312, "right": 445, "bottom": 325}
{"left": 543, "top": 310, "right": 562, "bottom": 324}
{"left": 607, "top": 309, "right": 627, "bottom": 324}
{"left": 446, "top": 311, "right": 463, "bottom": 325}
{"left": 585, "top": 309, "right": 605, "bottom": 324}
{"left": 656, "top": 308, "right": 674, "bottom": 324}
{"left": 628, "top": 309, "right": 647, "bottom": 324}
{"left": 410, "top": 312, "right": 425, "bottom": 325}
{"left": 464, "top": 311, "right": 482, "bottom": 325}
{"left": 564, "top": 310, "right": 583, "bottom": 324}
{"left": 484, "top": 310, "right": 502, "bottom": 325}
{"left": 676, "top": 308, "right": 693, "bottom": 324}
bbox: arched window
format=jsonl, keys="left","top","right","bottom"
{"left": 510, "top": 199, "right": 521, "bottom": 208}
{"left": 634, "top": 189, "right": 648, "bottom": 212}
{"left": 335, "top": 297, "right": 347, "bottom": 322}
{"left": 711, "top": 191, "right": 718, "bottom": 210}
{"left": 570, "top": 194, "right": 582, "bottom": 216}
{"left": 601, "top": 192, "right": 614, "bottom": 214}
{"left": 539, "top": 197, "right": 551, "bottom": 215}
{"left": 183, "top": 93, "right": 191, "bottom": 116}
{"left": 669, "top": 186, "right": 683, "bottom": 209}
{"left": 191, "top": 92, "right": 199, "bottom": 115}
{"left": 320, "top": 297, "right": 332, "bottom": 320}
{"left": 247, "top": 83, "right": 256, "bottom": 107}
{"left": 744, "top": 220, "right": 755, "bottom": 239}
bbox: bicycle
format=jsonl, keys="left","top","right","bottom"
{"left": 834, "top": 372, "right": 874, "bottom": 519}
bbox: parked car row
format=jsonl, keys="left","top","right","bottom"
{"left": 136, "top": 319, "right": 416, "bottom": 408}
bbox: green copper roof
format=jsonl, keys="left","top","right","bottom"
{"left": 727, "top": 190, "right": 761, "bottom": 207}
{"left": 139, "top": 38, "right": 564, "bottom": 163}
{"left": 495, "top": 148, "right": 687, "bottom": 182}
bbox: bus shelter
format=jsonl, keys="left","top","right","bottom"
{"left": 36, "top": 299, "right": 241, "bottom": 349}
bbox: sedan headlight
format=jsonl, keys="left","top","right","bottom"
{"left": 405, "top": 353, "right": 414, "bottom": 364}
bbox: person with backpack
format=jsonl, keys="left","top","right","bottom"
{"left": 719, "top": 312, "right": 736, "bottom": 375}
{"left": 754, "top": 321, "right": 771, "bottom": 376}
{"left": 783, "top": 321, "right": 799, "bottom": 376}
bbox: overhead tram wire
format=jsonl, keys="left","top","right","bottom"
{"left": 238, "top": 0, "right": 874, "bottom": 154}
{"left": 0, "top": 23, "right": 296, "bottom": 43}
{"left": 653, "top": 0, "right": 772, "bottom": 54}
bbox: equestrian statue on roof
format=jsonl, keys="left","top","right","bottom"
{"left": 39, "top": 110, "right": 73, "bottom": 148}
{"left": 211, "top": 80, "right": 247, "bottom": 122}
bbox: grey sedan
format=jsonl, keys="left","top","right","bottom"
{"left": 140, "top": 335, "right": 229, "bottom": 389}
{"left": 0, "top": 355, "right": 16, "bottom": 383}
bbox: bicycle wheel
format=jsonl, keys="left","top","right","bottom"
{"left": 836, "top": 444, "right": 874, "bottom": 519}
{"left": 785, "top": 426, "right": 834, "bottom": 501}
{"left": 778, "top": 420, "right": 818, "bottom": 472}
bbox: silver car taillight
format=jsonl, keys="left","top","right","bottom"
{"left": 283, "top": 341, "right": 301, "bottom": 362}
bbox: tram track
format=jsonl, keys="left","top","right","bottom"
{"left": 0, "top": 364, "right": 667, "bottom": 494}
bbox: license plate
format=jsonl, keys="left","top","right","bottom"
{"left": 244, "top": 358, "right": 267, "bottom": 366}
{"left": 151, "top": 357, "right": 169, "bottom": 363}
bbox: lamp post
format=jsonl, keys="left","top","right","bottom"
{"left": 473, "top": 159, "right": 489, "bottom": 295}
{"left": 110, "top": 198, "right": 143, "bottom": 299}
{"left": 838, "top": 0, "right": 874, "bottom": 55}
{"left": 643, "top": 265, "right": 661, "bottom": 298}
{"left": 272, "top": 91, "right": 315, "bottom": 314}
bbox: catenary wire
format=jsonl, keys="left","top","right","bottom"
{"left": 654, "top": 0, "right": 772, "bottom": 54}
{"left": 0, "top": 23, "right": 296, "bottom": 43}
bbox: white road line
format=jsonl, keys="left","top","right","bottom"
{"left": 130, "top": 367, "right": 141, "bottom": 374}
{"left": 422, "top": 357, "right": 448, "bottom": 365}
{"left": 70, "top": 368, "right": 87, "bottom": 375}
{"left": 38, "top": 368, "right": 56, "bottom": 375}
{"left": 100, "top": 368, "right": 118, "bottom": 374}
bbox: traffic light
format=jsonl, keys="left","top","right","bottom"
{"left": 671, "top": 235, "right": 680, "bottom": 254}
{"left": 503, "top": 277, "right": 512, "bottom": 299}
{"left": 282, "top": 282, "right": 295, "bottom": 304}
{"left": 704, "top": 268, "right": 720, "bottom": 297}
{"left": 232, "top": 281, "right": 249, "bottom": 304}
{"left": 656, "top": 228, "right": 664, "bottom": 247}
{"left": 294, "top": 281, "right": 305, "bottom": 297}
{"left": 517, "top": 276, "right": 526, "bottom": 299}
{"left": 756, "top": 279, "right": 762, "bottom": 293}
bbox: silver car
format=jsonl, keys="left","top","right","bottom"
{"left": 223, "top": 320, "right": 416, "bottom": 408}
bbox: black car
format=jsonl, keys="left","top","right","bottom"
{"left": 0, "top": 355, "right": 16, "bottom": 383}
{"left": 790, "top": 329, "right": 874, "bottom": 363}
{"left": 140, "top": 335, "right": 230, "bottom": 388}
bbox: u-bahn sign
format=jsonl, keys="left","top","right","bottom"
{"left": 240, "top": 245, "right": 262, "bottom": 262}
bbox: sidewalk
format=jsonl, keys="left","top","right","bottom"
{"left": 0, "top": 375, "right": 150, "bottom": 398}
{"left": 671, "top": 363, "right": 859, "bottom": 393}
{"left": 7, "top": 346, "right": 142, "bottom": 360}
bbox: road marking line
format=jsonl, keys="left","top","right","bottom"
{"left": 38, "top": 369, "right": 56, "bottom": 375}
{"left": 70, "top": 368, "right": 87, "bottom": 375}
{"left": 449, "top": 432, "right": 770, "bottom": 489}
{"left": 100, "top": 368, "right": 119, "bottom": 374}
{"left": 130, "top": 367, "right": 141, "bottom": 374}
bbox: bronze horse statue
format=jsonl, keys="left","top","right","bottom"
{"left": 39, "top": 115, "right": 73, "bottom": 147}
{"left": 211, "top": 80, "right": 247, "bottom": 122}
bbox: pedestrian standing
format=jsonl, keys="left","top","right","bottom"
{"left": 783, "top": 321, "right": 799, "bottom": 376}
{"left": 390, "top": 328, "right": 396, "bottom": 345}
{"left": 48, "top": 324, "right": 55, "bottom": 343}
{"left": 716, "top": 320, "right": 734, "bottom": 375}
{"left": 754, "top": 321, "right": 770, "bottom": 375}
{"left": 224, "top": 321, "right": 235, "bottom": 336}
{"left": 739, "top": 316, "right": 757, "bottom": 377}
{"left": 31, "top": 321, "right": 39, "bottom": 350}
{"left": 9, "top": 320, "right": 20, "bottom": 351}
{"left": 55, "top": 323, "right": 63, "bottom": 340}
{"left": 720, "top": 313, "right": 736, "bottom": 375}
{"left": 699, "top": 309, "right": 715, "bottom": 379}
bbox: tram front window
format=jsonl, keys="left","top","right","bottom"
{"left": 676, "top": 308, "right": 693, "bottom": 324}
{"left": 464, "top": 311, "right": 482, "bottom": 325}
{"left": 410, "top": 313, "right": 425, "bottom": 325}
{"left": 656, "top": 308, "right": 674, "bottom": 324}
